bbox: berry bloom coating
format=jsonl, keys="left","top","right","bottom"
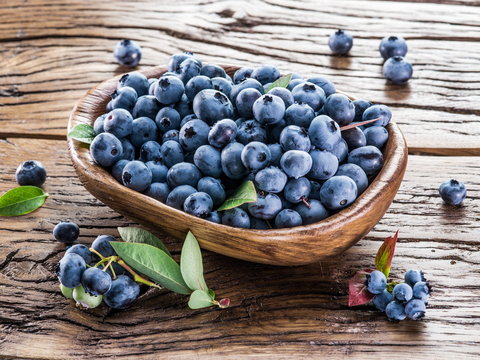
{"left": 404, "top": 269, "right": 425, "bottom": 286}
{"left": 193, "top": 89, "right": 234, "bottom": 125}
{"left": 241, "top": 141, "right": 271, "bottom": 171}
{"left": 405, "top": 299, "right": 426, "bottom": 320}
{"left": 104, "top": 275, "right": 140, "bottom": 309}
{"left": 413, "top": 281, "right": 431, "bottom": 302}
{"left": 155, "top": 75, "right": 185, "bottom": 105}
{"left": 81, "top": 267, "right": 112, "bottom": 296}
{"left": 385, "top": 301, "right": 407, "bottom": 321}
{"left": 208, "top": 119, "right": 237, "bottom": 148}
{"left": 15, "top": 160, "right": 47, "bottom": 187}
{"left": 364, "top": 126, "right": 389, "bottom": 149}
{"left": 439, "top": 179, "right": 467, "bottom": 206}
{"left": 291, "top": 82, "right": 326, "bottom": 111}
{"left": 393, "top": 283, "right": 413, "bottom": 302}
{"left": 328, "top": 29, "right": 353, "bottom": 55}
{"left": 308, "top": 149, "right": 339, "bottom": 181}
{"left": 383, "top": 56, "right": 413, "bottom": 84}
{"left": 73, "top": 285, "right": 103, "bottom": 309}
{"left": 114, "top": 39, "right": 142, "bottom": 67}
{"left": 379, "top": 35, "right": 408, "bottom": 60}
{"left": 366, "top": 270, "right": 387, "bottom": 295}
{"left": 53, "top": 221, "right": 80, "bottom": 244}
{"left": 373, "top": 290, "right": 394, "bottom": 312}
{"left": 308, "top": 115, "right": 342, "bottom": 151}
{"left": 252, "top": 94, "right": 285, "bottom": 125}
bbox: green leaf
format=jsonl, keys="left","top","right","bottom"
{"left": 375, "top": 230, "right": 399, "bottom": 278}
{"left": 188, "top": 290, "right": 214, "bottom": 309}
{"left": 217, "top": 180, "right": 257, "bottom": 211}
{"left": 0, "top": 186, "right": 48, "bottom": 216}
{"left": 110, "top": 242, "right": 191, "bottom": 295}
{"left": 180, "top": 232, "right": 208, "bottom": 292}
{"left": 68, "top": 124, "right": 95, "bottom": 144}
{"left": 265, "top": 73, "right": 293, "bottom": 93}
{"left": 117, "top": 227, "right": 171, "bottom": 256}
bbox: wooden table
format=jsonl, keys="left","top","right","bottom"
{"left": 1, "top": 0, "right": 479, "bottom": 358}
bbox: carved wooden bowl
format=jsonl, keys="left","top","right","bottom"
{"left": 68, "top": 65, "right": 408, "bottom": 266}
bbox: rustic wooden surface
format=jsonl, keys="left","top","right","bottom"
{"left": 0, "top": 0, "right": 479, "bottom": 358}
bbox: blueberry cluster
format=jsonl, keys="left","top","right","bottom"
{"left": 367, "top": 269, "right": 431, "bottom": 321}
{"left": 90, "top": 52, "right": 393, "bottom": 229}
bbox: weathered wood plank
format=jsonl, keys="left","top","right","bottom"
{"left": 0, "top": 138, "right": 479, "bottom": 358}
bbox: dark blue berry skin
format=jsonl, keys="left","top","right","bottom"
{"left": 53, "top": 222, "right": 80, "bottom": 244}
{"left": 175, "top": 93, "right": 192, "bottom": 119}
{"left": 194, "top": 145, "right": 222, "bottom": 178}
{"left": 255, "top": 166, "right": 288, "bottom": 193}
{"left": 386, "top": 301, "right": 407, "bottom": 321}
{"left": 294, "top": 199, "right": 329, "bottom": 224}
{"left": 266, "top": 120, "right": 288, "bottom": 145}
{"left": 241, "top": 141, "right": 271, "bottom": 171}
{"left": 183, "top": 192, "right": 213, "bottom": 217}
{"left": 279, "top": 125, "right": 311, "bottom": 152}
{"left": 306, "top": 76, "right": 336, "bottom": 98}
{"left": 155, "top": 107, "right": 181, "bottom": 133}
{"left": 148, "top": 79, "right": 158, "bottom": 95}
{"left": 15, "top": 160, "right": 47, "bottom": 187}
{"left": 81, "top": 267, "right": 112, "bottom": 296}
{"left": 268, "top": 143, "right": 283, "bottom": 167}
{"left": 94, "top": 114, "right": 106, "bottom": 135}
{"left": 330, "top": 139, "right": 349, "bottom": 163}
{"left": 308, "top": 115, "right": 342, "bottom": 151}
{"left": 180, "top": 114, "right": 197, "bottom": 128}
{"left": 90, "top": 133, "right": 124, "bottom": 167}
{"left": 348, "top": 146, "right": 384, "bottom": 176}
{"left": 208, "top": 119, "right": 237, "bottom": 148}
{"left": 144, "top": 182, "right": 170, "bottom": 203}
{"left": 280, "top": 150, "right": 313, "bottom": 179}
{"left": 140, "top": 140, "right": 163, "bottom": 163}
{"left": 197, "top": 177, "right": 225, "bottom": 208}
{"left": 383, "top": 56, "right": 413, "bottom": 84}
{"left": 200, "top": 64, "right": 226, "bottom": 78}
{"left": 284, "top": 177, "right": 311, "bottom": 203}
{"left": 379, "top": 36, "right": 408, "bottom": 60}
{"left": 122, "top": 160, "right": 152, "bottom": 192}
{"left": 404, "top": 269, "right": 425, "bottom": 286}
{"left": 252, "top": 94, "right": 285, "bottom": 125}
{"left": 275, "top": 209, "right": 302, "bottom": 228}
{"left": 130, "top": 117, "right": 158, "bottom": 147}
{"left": 211, "top": 77, "right": 233, "bottom": 98}
{"left": 393, "top": 283, "right": 413, "bottom": 302}
{"left": 287, "top": 78, "right": 304, "bottom": 91}
{"left": 145, "top": 161, "right": 168, "bottom": 183}
{"left": 168, "top": 52, "right": 196, "bottom": 72}
{"left": 120, "top": 138, "right": 135, "bottom": 161}
{"left": 362, "top": 104, "right": 392, "bottom": 127}
{"left": 162, "top": 130, "right": 180, "bottom": 143}
{"left": 230, "top": 78, "right": 264, "bottom": 106}
{"left": 92, "top": 235, "right": 116, "bottom": 257}
{"left": 112, "top": 159, "right": 129, "bottom": 183}
{"left": 179, "top": 119, "right": 210, "bottom": 152}
{"left": 251, "top": 65, "right": 280, "bottom": 85}
{"left": 284, "top": 103, "right": 315, "bottom": 128}
{"left": 56, "top": 253, "right": 86, "bottom": 288}
{"left": 373, "top": 290, "right": 393, "bottom": 312}
{"left": 155, "top": 75, "right": 185, "bottom": 105}
{"left": 221, "top": 142, "right": 248, "bottom": 180}
{"left": 110, "top": 86, "right": 137, "bottom": 112}
{"left": 65, "top": 244, "right": 93, "bottom": 264}
{"left": 178, "top": 57, "right": 202, "bottom": 84}
{"left": 250, "top": 217, "right": 269, "bottom": 229}
{"left": 320, "top": 175, "right": 357, "bottom": 211}
{"left": 308, "top": 149, "right": 339, "bottom": 181}
{"left": 412, "top": 281, "right": 430, "bottom": 302}
{"left": 364, "top": 126, "right": 389, "bottom": 149}
{"left": 291, "top": 82, "right": 326, "bottom": 111}
{"left": 118, "top": 72, "right": 149, "bottom": 97}
{"left": 439, "top": 179, "right": 467, "bottom": 206}
{"left": 236, "top": 120, "right": 267, "bottom": 145}
{"left": 114, "top": 40, "right": 142, "bottom": 67}
{"left": 342, "top": 127, "right": 367, "bottom": 151}
{"left": 166, "top": 185, "right": 196, "bottom": 210}
{"left": 193, "top": 89, "right": 234, "bottom": 126}
{"left": 269, "top": 87, "right": 294, "bottom": 108}
{"left": 104, "top": 109, "right": 133, "bottom": 138}
{"left": 336, "top": 163, "right": 369, "bottom": 194}
{"left": 205, "top": 211, "right": 221, "bottom": 224}
{"left": 324, "top": 94, "right": 355, "bottom": 126}
{"left": 248, "top": 193, "right": 282, "bottom": 220}
{"left": 328, "top": 29, "right": 353, "bottom": 55}
{"left": 309, "top": 180, "right": 322, "bottom": 201}
{"left": 221, "top": 208, "right": 251, "bottom": 228}
{"left": 167, "top": 162, "right": 201, "bottom": 188}
{"left": 104, "top": 275, "right": 140, "bottom": 310}
{"left": 233, "top": 67, "right": 254, "bottom": 84}
{"left": 132, "top": 95, "right": 161, "bottom": 119}
{"left": 353, "top": 99, "right": 372, "bottom": 122}
{"left": 185, "top": 75, "right": 213, "bottom": 101}
{"left": 236, "top": 88, "right": 262, "bottom": 118}
{"left": 161, "top": 140, "right": 184, "bottom": 167}
{"left": 405, "top": 299, "right": 426, "bottom": 320}
{"left": 366, "top": 270, "right": 387, "bottom": 294}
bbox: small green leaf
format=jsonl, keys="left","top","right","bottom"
{"left": 265, "top": 73, "right": 293, "bottom": 93}
{"left": 180, "top": 232, "right": 208, "bottom": 292}
{"left": 375, "top": 230, "right": 399, "bottom": 278}
{"left": 68, "top": 124, "right": 95, "bottom": 144}
{"left": 217, "top": 180, "right": 257, "bottom": 211}
{"left": 0, "top": 186, "right": 48, "bottom": 216}
{"left": 188, "top": 290, "right": 215, "bottom": 309}
{"left": 110, "top": 242, "right": 191, "bottom": 295}
{"left": 117, "top": 227, "right": 171, "bottom": 256}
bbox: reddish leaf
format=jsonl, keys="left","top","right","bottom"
{"left": 375, "top": 230, "right": 399, "bottom": 278}
{"left": 348, "top": 269, "right": 375, "bottom": 307}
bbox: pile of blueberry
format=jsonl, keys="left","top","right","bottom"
{"left": 367, "top": 269, "right": 431, "bottom": 321}
{"left": 90, "top": 51, "right": 394, "bottom": 229}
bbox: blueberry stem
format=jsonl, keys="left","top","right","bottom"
{"left": 116, "top": 258, "right": 162, "bottom": 289}
{"left": 340, "top": 117, "right": 382, "bottom": 131}
{"left": 102, "top": 258, "right": 114, "bottom": 272}
{"left": 301, "top": 196, "right": 311, "bottom": 208}
{"left": 213, "top": 298, "right": 230, "bottom": 308}
{"left": 89, "top": 247, "right": 105, "bottom": 260}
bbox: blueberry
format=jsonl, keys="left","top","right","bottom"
{"left": 236, "top": 88, "right": 262, "bottom": 118}
{"left": 114, "top": 39, "right": 142, "bottom": 67}
{"left": 130, "top": 117, "right": 158, "bottom": 147}
{"left": 335, "top": 163, "right": 369, "bottom": 194}
{"left": 294, "top": 199, "right": 329, "bottom": 224}
{"left": 366, "top": 270, "right": 387, "bottom": 295}
{"left": 185, "top": 75, "right": 213, "bottom": 101}
{"left": 268, "top": 87, "right": 294, "bottom": 108}
{"left": 439, "top": 179, "right": 467, "bottom": 206}
{"left": 211, "top": 77, "right": 233, "bottom": 98}
{"left": 348, "top": 146, "right": 384, "bottom": 176}
{"left": 81, "top": 267, "right": 112, "bottom": 296}
{"left": 133, "top": 96, "right": 162, "bottom": 119}
{"left": 352, "top": 99, "right": 372, "bottom": 122}
{"left": 412, "top": 281, "right": 430, "bottom": 303}
{"left": 104, "top": 275, "right": 140, "bottom": 309}
{"left": 161, "top": 140, "right": 184, "bottom": 167}
{"left": 279, "top": 125, "right": 311, "bottom": 152}
{"left": 72, "top": 285, "right": 103, "bottom": 309}
{"left": 221, "top": 142, "right": 248, "bottom": 180}
{"left": 236, "top": 119, "right": 267, "bottom": 145}
{"left": 110, "top": 86, "right": 137, "bottom": 112}
{"left": 166, "top": 185, "right": 197, "bottom": 210}
{"left": 248, "top": 193, "right": 282, "bottom": 220}
{"left": 251, "top": 65, "right": 280, "bottom": 85}
{"left": 180, "top": 114, "right": 197, "bottom": 127}
{"left": 379, "top": 35, "right": 408, "bottom": 60}
{"left": 178, "top": 57, "right": 202, "bottom": 84}
{"left": 15, "top": 160, "right": 47, "bottom": 187}
{"left": 118, "top": 72, "right": 149, "bottom": 97}
{"left": 205, "top": 211, "right": 221, "bottom": 224}
{"left": 385, "top": 301, "right": 407, "bottom": 321}
{"left": 331, "top": 138, "right": 349, "bottom": 163}
{"left": 200, "top": 64, "right": 226, "bottom": 78}
{"left": 104, "top": 109, "right": 133, "bottom": 138}
{"left": 145, "top": 161, "right": 168, "bottom": 183}
{"left": 275, "top": 209, "right": 302, "bottom": 228}
{"left": 268, "top": 143, "right": 283, "bottom": 167}
{"left": 362, "top": 104, "right": 392, "bottom": 127}
{"left": 144, "top": 182, "right": 170, "bottom": 203}
{"left": 183, "top": 192, "right": 213, "bottom": 217}
{"left": 393, "top": 283, "right": 413, "bottom": 302}
{"left": 197, "top": 177, "right": 225, "bottom": 207}
{"left": 287, "top": 78, "right": 304, "bottom": 91}
{"left": 90, "top": 133, "right": 123, "bottom": 167}
{"left": 284, "top": 177, "right": 311, "bottom": 203}
{"left": 342, "top": 127, "right": 367, "bottom": 150}
{"left": 120, "top": 138, "right": 135, "bottom": 160}
{"left": 154, "top": 75, "right": 185, "bottom": 105}
{"left": 93, "top": 114, "right": 106, "bottom": 135}
{"left": 363, "top": 126, "right": 389, "bottom": 149}
{"left": 280, "top": 150, "right": 313, "bottom": 179}
{"left": 193, "top": 89, "right": 234, "bottom": 125}
{"left": 306, "top": 76, "right": 336, "bottom": 98}
{"left": 241, "top": 141, "right": 271, "bottom": 171}
{"left": 320, "top": 175, "right": 357, "bottom": 211}
{"left": 252, "top": 94, "right": 285, "bottom": 125}
{"left": 168, "top": 52, "right": 198, "bottom": 72}
{"left": 230, "top": 78, "right": 264, "bottom": 106}
{"left": 328, "top": 29, "right": 353, "bottom": 55}
{"left": 404, "top": 269, "right": 425, "bottom": 286}
{"left": 373, "top": 290, "right": 393, "bottom": 312}
{"left": 65, "top": 244, "right": 92, "bottom": 264}
{"left": 166, "top": 162, "right": 201, "bottom": 188}
{"left": 308, "top": 115, "right": 342, "bottom": 151}
{"left": 148, "top": 79, "right": 158, "bottom": 96}
{"left": 175, "top": 93, "right": 192, "bottom": 119}
{"left": 162, "top": 129, "right": 180, "bottom": 143}
{"left": 56, "top": 253, "right": 86, "bottom": 288}
{"left": 139, "top": 140, "right": 163, "bottom": 162}
{"left": 194, "top": 145, "right": 222, "bottom": 177}
{"left": 60, "top": 284, "right": 74, "bottom": 299}
{"left": 221, "top": 208, "right": 251, "bottom": 228}
{"left": 291, "top": 82, "right": 326, "bottom": 111}
{"left": 324, "top": 94, "right": 355, "bottom": 126}
{"left": 233, "top": 67, "right": 254, "bottom": 84}
{"left": 383, "top": 56, "right": 413, "bottom": 84}
{"left": 255, "top": 166, "right": 288, "bottom": 193}
{"left": 179, "top": 119, "right": 210, "bottom": 152}
{"left": 308, "top": 149, "right": 339, "bottom": 181}
{"left": 405, "top": 299, "right": 426, "bottom": 320}
{"left": 208, "top": 119, "right": 237, "bottom": 148}
{"left": 284, "top": 102, "right": 315, "bottom": 128}
{"left": 91, "top": 235, "right": 116, "bottom": 258}
{"left": 112, "top": 159, "right": 129, "bottom": 183}
{"left": 122, "top": 160, "right": 152, "bottom": 192}
{"left": 250, "top": 217, "right": 270, "bottom": 229}
{"left": 53, "top": 221, "right": 80, "bottom": 244}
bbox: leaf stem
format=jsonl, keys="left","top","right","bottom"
{"left": 116, "top": 258, "right": 162, "bottom": 289}
{"left": 89, "top": 247, "right": 105, "bottom": 260}
{"left": 102, "top": 258, "right": 114, "bottom": 272}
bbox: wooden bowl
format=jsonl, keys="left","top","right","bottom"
{"left": 68, "top": 65, "right": 408, "bottom": 266}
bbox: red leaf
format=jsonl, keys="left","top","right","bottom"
{"left": 374, "top": 230, "right": 399, "bottom": 278}
{"left": 348, "top": 269, "right": 375, "bottom": 307}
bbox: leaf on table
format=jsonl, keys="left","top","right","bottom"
{"left": 180, "top": 232, "right": 208, "bottom": 292}
{"left": 68, "top": 124, "right": 95, "bottom": 144}
{"left": 217, "top": 180, "right": 257, "bottom": 211}
{"left": 110, "top": 242, "right": 191, "bottom": 295}
{"left": 374, "top": 230, "right": 399, "bottom": 278}
{"left": 188, "top": 290, "right": 215, "bottom": 309}
{"left": 348, "top": 269, "right": 375, "bottom": 307}
{"left": 265, "top": 73, "right": 293, "bottom": 93}
{"left": 0, "top": 186, "right": 48, "bottom": 216}
{"left": 117, "top": 227, "right": 171, "bottom": 256}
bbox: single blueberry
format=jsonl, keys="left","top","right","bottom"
{"left": 280, "top": 150, "right": 313, "bottom": 179}
{"left": 294, "top": 199, "right": 329, "bottom": 224}
{"left": 335, "top": 163, "right": 369, "bottom": 194}
{"left": 221, "top": 208, "right": 251, "bottom": 228}
{"left": 255, "top": 166, "right": 288, "bottom": 193}
{"left": 122, "top": 160, "right": 152, "bottom": 192}
{"left": 208, "top": 119, "right": 237, "bottom": 148}
{"left": 114, "top": 39, "right": 142, "bottom": 67}
{"left": 366, "top": 270, "right": 387, "bottom": 295}
{"left": 393, "top": 283, "right": 413, "bottom": 303}
{"left": 379, "top": 35, "right": 408, "bottom": 60}
{"left": 291, "top": 82, "right": 326, "bottom": 111}
{"left": 81, "top": 267, "right": 112, "bottom": 296}
{"left": 348, "top": 145, "right": 384, "bottom": 176}
{"left": 183, "top": 192, "right": 213, "bottom": 218}
{"left": 193, "top": 89, "right": 234, "bottom": 125}
{"left": 439, "top": 179, "right": 467, "bottom": 206}
{"left": 90, "top": 133, "right": 124, "bottom": 168}
{"left": 103, "top": 108, "right": 133, "bottom": 138}
{"left": 167, "top": 162, "right": 201, "bottom": 188}
{"left": 383, "top": 56, "right": 413, "bottom": 84}
{"left": 130, "top": 116, "right": 158, "bottom": 147}
{"left": 166, "top": 185, "right": 197, "bottom": 210}
{"left": 275, "top": 209, "right": 302, "bottom": 228}
{"left": 194, "top": 145, "right": 222, "bottom": 178}
{"left": 308, "top": 149, "right": 339, "bottom": 181}
{"left": 15, "top": 160, "right": 47, "bottom": 187}
{"left": 144, "top": 182, "right": 170, "bottom": 203}
{"left": 104, "top": 275, "right": 140, "bottom": 309}
{"left": 319, "top": 175, "right": 358, "bottom": 211}
{"left": 53, "top": 221, "right": 80, "bottom": 244}
{"left": 328, "top": 29, "right": 353, "bottom": 55}
{"left": 56, "top": 253, "right": 86, "bottom": 288}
